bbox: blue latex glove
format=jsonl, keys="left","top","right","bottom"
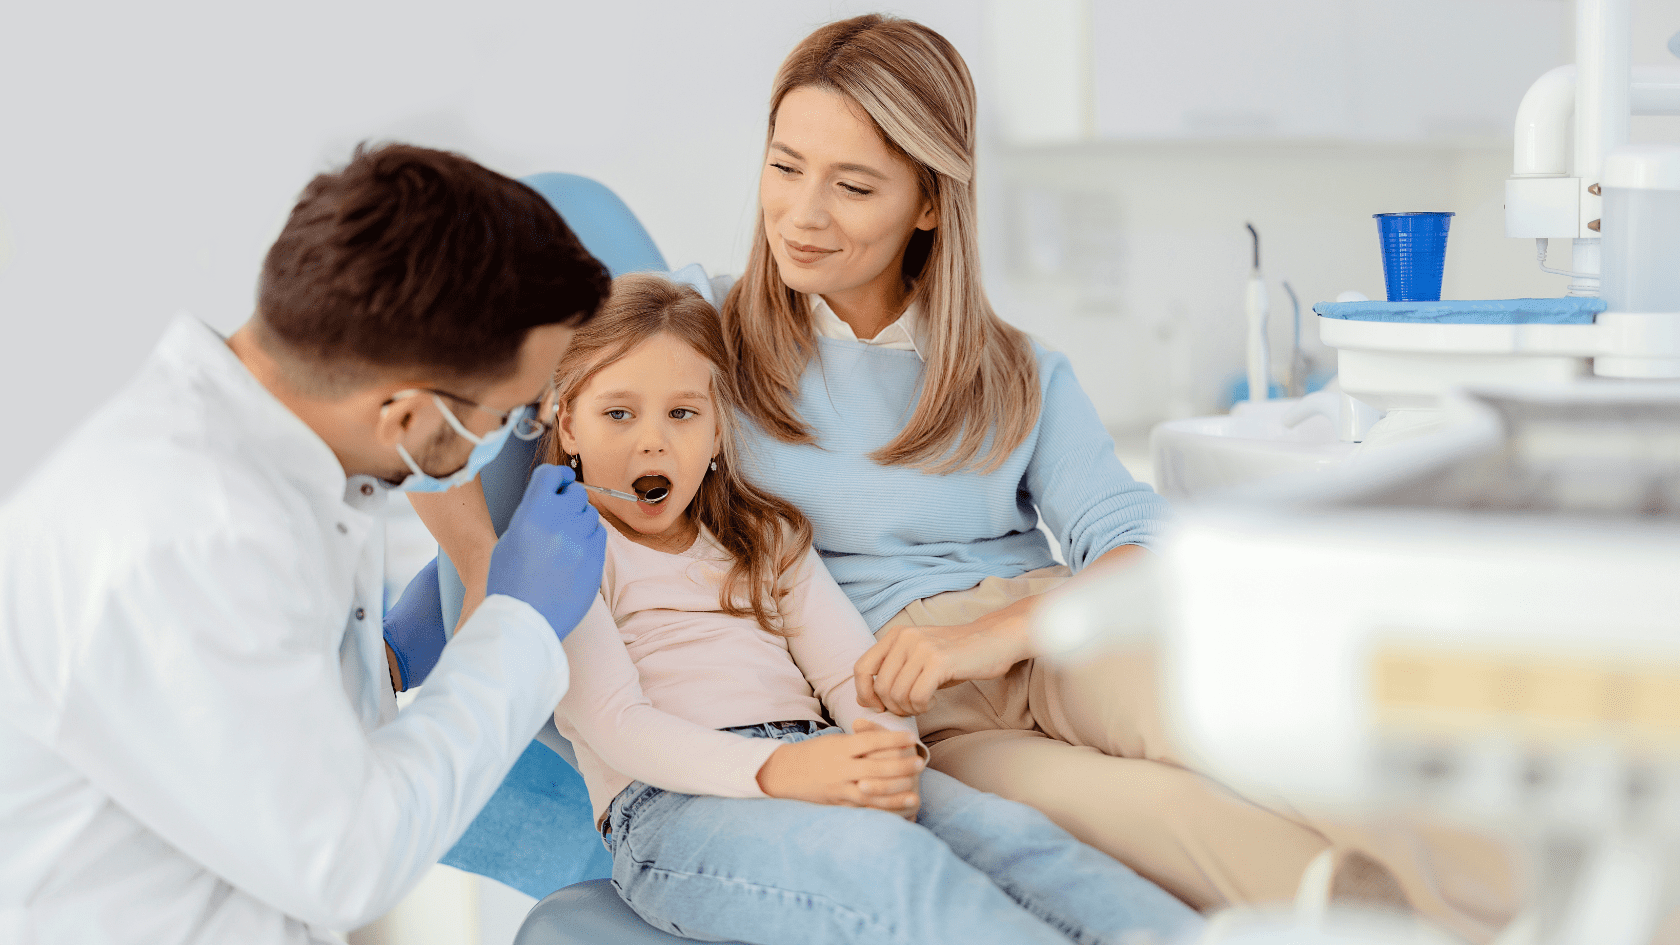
{"left": 383, "top": 557, "right": 448, "bottom": 691}
{"left": 486, "top": 464, "right": 607, "bottom": 642}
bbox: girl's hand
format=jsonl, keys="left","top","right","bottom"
{"left": 852, "top": 720, "right": 922, "bottom": 820}
{"left": 755, "top": 727, "right": 923, "bottom": 816}
{"left": 853, "top": 609, "right": 1034, "bottom": 717}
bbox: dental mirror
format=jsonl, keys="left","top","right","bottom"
{"left": 577, "top": 474, "right": 671, "bottom": 505}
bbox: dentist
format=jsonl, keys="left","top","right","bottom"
{"left": 0, "top": 143, "right": 610, "bottom": 944}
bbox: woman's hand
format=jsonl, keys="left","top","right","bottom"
{"left": 854, "top": 546, "right": 1153, "bottom": 716}
{"left": 755, "top": 725, "right": 923, "bottom": 818}
{"left": 853, "top": 605, "right": 1034, "bottom": 717}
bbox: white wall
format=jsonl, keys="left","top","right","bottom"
{"left": 0, "top": 0, "right": 979, "bottom": 498}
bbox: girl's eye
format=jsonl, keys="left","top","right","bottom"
{"left": 770, "top": 162, "right": 798, "bottom": 176}
{"left": 605, "top": 409, "right": 631, "bottom": 421}
{"left": 669, "top": 408, "right": 698, "bottom": 421}
{"left": 839, "top": 182, "right": 872, "bottom": 196}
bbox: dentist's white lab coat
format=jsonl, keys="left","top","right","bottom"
{"left": 0, "top": 316, "right": 569, "bottom": 944}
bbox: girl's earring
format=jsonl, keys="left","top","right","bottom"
{"left": 569, "top": 455, "right": 580, "bottom": 470}
{"left": 709, "top": 458, "right": 718, "bottom": 472}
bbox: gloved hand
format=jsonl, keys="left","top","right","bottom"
{"left": 383, "top": 557, "right": 448, "bottom": 691}
{"left": 486, "top": 464, "right": 607, "bottom": 643}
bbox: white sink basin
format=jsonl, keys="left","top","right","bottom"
{"left": 1150, "top": 397, "right": 1359, "bottom": 500}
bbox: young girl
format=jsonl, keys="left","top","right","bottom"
{"left": 537, "top": 272, "right": 1200, "bottom": 945}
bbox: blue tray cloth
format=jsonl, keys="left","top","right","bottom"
{"left": 1313, "top": 298, "right": 1605, "bottom": 324}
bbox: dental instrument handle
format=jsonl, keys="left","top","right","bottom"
{"left": 578, "top": 483, "right": 640, "bottom": 503}
{"left": 1245, "top": 223, "right": 1270, "bottom": 403}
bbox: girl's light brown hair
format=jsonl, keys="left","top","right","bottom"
{"left": 548, "top": 272, "right": 814, "bottom": 636}
{"left": 721, "top": 13, "right": 1041, "bottom": 474}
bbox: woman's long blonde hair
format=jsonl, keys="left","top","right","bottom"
{"left": 722, "top": 14, "right": 1040, "bottom": 474}
{"left": 547, "top": 273, "right": 814, "bottom": 636}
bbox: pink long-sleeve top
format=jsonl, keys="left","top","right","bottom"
{"left": 555, "top": 523, "right": 922, "bottom": 826}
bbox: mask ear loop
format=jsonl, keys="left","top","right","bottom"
{"left": 432, "top": 395, "right": 489, "bottom": 445}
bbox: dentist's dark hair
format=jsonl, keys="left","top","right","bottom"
{"left": 255, "top": 141, "right": 610, "bottom": 395}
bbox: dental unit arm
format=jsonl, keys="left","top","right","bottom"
{"left": 1504, "top": 0, "right": 1680, "bottom": 334}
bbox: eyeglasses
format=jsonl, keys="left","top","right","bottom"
{"left": 387, "top": 381, "right": 560, "bottom": 444}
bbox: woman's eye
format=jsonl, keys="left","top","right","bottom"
{"left": 669, "top": 408, "right": 698, "bottom": 421}
{"left": 770, "top": 162, "right": 798, "bottom": 176}
{"left": 605, "top": 409, "right": 631, "bottom": 421}
{"left": 839, "top": 182, "right": 872, "bottom": 196}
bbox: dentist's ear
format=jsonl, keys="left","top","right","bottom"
{"left": 374, "top": 389, "right": 425, "bottom": 447}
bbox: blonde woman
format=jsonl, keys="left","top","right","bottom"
{"left": 717, "top": 13, "right": 1514, "bottom": 940}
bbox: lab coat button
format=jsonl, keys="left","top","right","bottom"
{"left": 360, "top": 483, "right": 374, "bottom": 496}
{"left": 355, "top": 607, "right": 366, "bottom": 620}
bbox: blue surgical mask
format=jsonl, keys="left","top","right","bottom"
{"left": 391, "top": 396, "right": 529, "bottom": 494}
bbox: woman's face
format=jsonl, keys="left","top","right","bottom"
{"left": 559, "top": 332, "right": 720, "bottom": 544}
{"left": 759, "top": 85, "right": 937, "bottom": 311}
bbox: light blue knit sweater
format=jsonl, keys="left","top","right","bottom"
{"left": 736, "top": 337, "right": 1169, "bottom": 631}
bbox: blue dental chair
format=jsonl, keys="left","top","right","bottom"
{"left": 435, "top": 173, "right": 746, "bottom": 945}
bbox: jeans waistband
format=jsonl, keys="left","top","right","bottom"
{"left": 721, "top": 719, "right": 827, "bottom": 739}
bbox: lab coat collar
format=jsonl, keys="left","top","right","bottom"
{"left": 809, "top": 293, "right": 928, "bottom": 361}
{"left": 156, "top": 314, "right": 360, "bottom": 509}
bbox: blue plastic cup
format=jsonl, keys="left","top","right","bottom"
{"left": 1374, "top": 212, "right": 1454, "bottom": 302}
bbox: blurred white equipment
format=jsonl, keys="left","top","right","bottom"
{"left": 1048, "top": 382, "right": 1680, "bottom": 945}
{"left": 1150, "top": 392, "right": 1358, "bottom": 499}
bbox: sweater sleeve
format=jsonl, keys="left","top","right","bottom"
{"left": 1024, "top": 349, "right": 1172, "bottom": 570}
{"left": 555, "top": 596, "right": 779, "bottom": 799}
{"left": 781, "top": 549, "right": 923, "bottom": 745}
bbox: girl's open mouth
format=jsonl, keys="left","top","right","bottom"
{"left": 633, "top": 475, "right": 671, "bottom": 504}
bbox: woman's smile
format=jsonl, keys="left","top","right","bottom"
{"left": 782, "top": 238, "right": 838, "bottom": 265}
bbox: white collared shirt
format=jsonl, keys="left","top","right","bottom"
{"left": 810, "top": 294, "right": 928, "bottom": 361}
{"left": 0, "top": 315, "right": 567, "bottom": 944}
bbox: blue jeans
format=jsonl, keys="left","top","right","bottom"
{"left": 602, "top": 721, "right": 1203, "bottom": 945}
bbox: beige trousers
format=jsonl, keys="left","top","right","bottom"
{"left": 885, "top": 567, "right": 1520, "bottom": 942}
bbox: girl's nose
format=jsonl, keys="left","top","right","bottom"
{"left": 637, "top": 426, "right": 668, "bottom": 453}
